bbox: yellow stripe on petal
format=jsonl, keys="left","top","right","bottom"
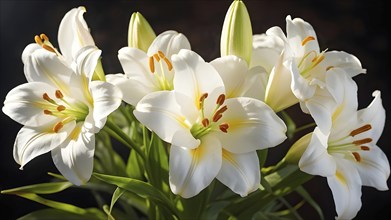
{"left": 335, "top": 170, "right": 347, "bottom": 187}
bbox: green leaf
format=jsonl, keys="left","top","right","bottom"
{"left": 126, "top": 149, "right": 145, "bottom": 180}
{"left": 93, "top": 173, "right": 178, "bottom": 218}
{"left": 295, "top": 186, "right": 324, "bottom": 220}
{"left": 146, "top": 132, "right": 169, "bottom": 192}
{"left": 110, "top": 187, "right": 125, "bottom": 214}
{"left": 1, "top": 182, "right": 72, "bottom": 195}
{"left": 18, "top": 208, "right": 106, "bottom": 220}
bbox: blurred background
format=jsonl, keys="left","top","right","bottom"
{"left": 0, "top": 0, "right": 390, "bottom": 219}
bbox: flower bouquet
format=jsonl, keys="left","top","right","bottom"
{"left": 1, "top": 1, "right": 389, "bottom": 219}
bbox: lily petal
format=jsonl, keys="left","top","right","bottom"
{"left": 89, "top": 81, "right": 123, "bottom": 130}
{"left": 327, "top": 159, "right": 362, "bottom": 220}
{"left": 217, "top": 149, "right": 260, "bottom": 197}
{"left": 13, "top": 122, "right": 75, "bottom": 169}
{"left": 58, "top": 6, "right": 95, "bottom": 64}
{"left": 147, "top": 30, "right": 191, "bottom": 58}
{"left": 23, "top": 48, "right": 73, "bottom": 93}
{"left": 172, "top": 49, "right": 225, "bottom": 105}
{"left": 51, "top": 124, "right": 95, "bottom": 186}
{"left": 169, "top": 135, "right": 221, "bottom": 198}
{"left": 323, "top": 51, "right": 366, "bottom": 77}
{"left": 217, "top": 97, "right": 287, "bottom": 154}
{"left": 134, "top": 91, "right": 199, "bottom": 149}
{"left": 356, "top": 145, "right": 390, "bottom": 190}
{"left": 357, "top": 90, "right": 385, "bottom": 143}
{"left": 3, "top": 82, "right": 60, "bottom": 126}
{"left": 106, "top": 74, "right": 154, "bottom": 106}
{"left": 299, "top": 127, "right": 336, "bottom": 177}
{"left": 75, "top": 46, "right": 102, "bottom": 80}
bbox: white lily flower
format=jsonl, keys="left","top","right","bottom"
{"left": 298, "top": 73, "right": 389, "bottom": 219}
{"left": 3, "top": 40, "right": 122, "bottom": 186}
{"left": 134, "top": 49, "right": 287, "bottom": 198}
{"left": 106, "top": 30, "right": 191, "bottom": 106}
{"left": 264, "top": 15, "right": 365, "bottom": 113}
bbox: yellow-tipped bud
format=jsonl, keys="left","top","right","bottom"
{"left": 220, "top": 0, "right": 253, "bottom": 64}
{"left": 128, "top": 12, "right": 156, "bottom": 52}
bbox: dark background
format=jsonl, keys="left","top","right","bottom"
{"left": 0, "top": 0, "right": 390, "bottom": 219}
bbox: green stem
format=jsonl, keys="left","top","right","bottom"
{"left": 294, "top": 122, "right": 316, "bottom": 134}
{"left": 104, "top": 120, "right": 146, "bottom": 161}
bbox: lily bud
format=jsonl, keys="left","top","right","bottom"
{"left": 128, "top": 12, "right": 156, "bottom": 52}
{"left": 285, "top": 132, "right": 312, "bottom": 164}
{"left": 220, "top": 0, "right": 252, "bottom": 64}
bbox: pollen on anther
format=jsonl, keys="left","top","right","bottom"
{"left": 350, "top": 124, "right": 372, "bottom": 137}
{"left": 326, "top": 66, "right": 334, "bottom": 71}
{"left": 202, "top": 118, "right": 210, "bottom": 127}
{"left": 213, "top": 113, "right": 222, "bottom": 122}
{"left": 53, "top": 122, "right": 64, "bottom": 133}
{"left": 216, "top": 94, "right": 226, "bottom": 105}
{"left": 352, "top": 152, "right": 361, "bottom": 162}
{"left": 158, "top": 50, "right": 165, "bottom": 58}
{"left": 55, "top": 90, "right": 64, "bottom": 99}
{"left": 163, "top": 57, "right": 173, "bottom": 71}
{"left": 57, "top": 105, "right": 66, "bottom": 112}
{"left": 149, "top": 56, "right": 155, "bottom": 73}
{"left": 219, "top": 123, "right": 229, "bottom": 133}
{"left": 361, "top": 146, "right": 370, "bottom": 151}
{"left": 43, "top": 93, "right": 53, "bottom": 102}
{"left": 301, "top": 36, "right": 315, "bottom": 46}
{"left": 43, "top": 110, "right": 52, "bottom": 115}
{"left": 40, "top": 33, "right": 49, "bottom": 42}
{"left": 34, "top": 35, "right": 43, "bottom": 45}
{"left": 353, "top": 138, "right": 372, "bottom": 145}
{"left": 153, "top": 54, "right": 160, "bottom": 62}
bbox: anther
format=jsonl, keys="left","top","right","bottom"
{"left": 219, "top": 123, "right": 229, "bottom": 133}
{"left": 199, "top": 93, "right": 208, "bottom": 103}
{"left": 42, "top": 44, "right": 56, "bottom": 53}
{"left": 326, "top": 66, "right": 334, "bottom": 71}
{"left": 213, "top": 113, "right": 222, "bottom": 122}
{"left": 55, "top": 90, "right": 64, "bottom": 99}
{"left": 360, "top": 146, "right": 370, "bottom": 151}
{"left": 43, "top": 93, "right": 54, "bottom": 103}
{"left": 158, "top": 51, "right": 165, "bottom": 58}
{"left": 57, "top": 105, "right": 66, "bottom": 112}
{"left": 350, "top": 124, "right": 372, "bottom": 137}
{"left": 34, "top": 35, "right": 43, "bottom": 45}
{"left": 352, "top": 152, "right": 361, "bottom": 162}
{"left": 301, "top": 36, "right": 315, "bottom": 46}
{"left": 153, "top": 54, "right": 160, "bottom": 62}
{"left": 149, "top": 56, "right": 155, "bottom": 73}
{"left": 43, "top": 110, "right": 52, "bottom": 115}
{"left": 353, "top": 138, "right": 372, "bottom": 145}
{"left": 202, "top": 118, "right": 210, "bottom": 127}
{"left": 163, "top": 57, "right": 173, "bottom": 71}
{"left": 216, "top": 94, "right": 226, "bottom": 105}
{"left": 40, "top": 33, "right": 49, "bottom": 42}
{"left": 53, "top": 122, "right": 64, "bottom": 133}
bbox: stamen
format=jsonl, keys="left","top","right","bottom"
{"left": 352, "top": 152, "right": 361, "bottom": 162}
{"left": 34, "top": 35, "right": 43, "bottom": 45}
{"left": 53, "top": 122, "right": 64, "bottom": 133}
{"left": 55, "top": 90, "right": 64, "bottom": 99}
{"left": 163, "top": 57, "right": 173, "bottom": 71}
{"left": 219, "top": 123, "right": 229, "bottom": 133}
{"left": 42, "top": 44, "right": 56, "bottom": 53}
{"left": 43, "top": 93, "right": 54, "bottom": 103}
{"left": 301, "top": 36, "right": 315, "bottom": 46}
{"left": 360, "top": 146, "right": 370, "bottom": 151}
{"left": 350, "top": 124, "right": 372, "bottom": 137}
{"left": 57, "top": 105, "right": 66, "bottom": 112}
{"left": 215, "top": 105, "right": 228, "bottom": 116}
{"left": 149, "top": 56, "right": 155, "bottom": 73}
{"left": 213, "top": 113, "right": 222, "bottom": 122}
{"left": 158, "top": 51, "right": 165, "bottom": 58}
{"left": 216, "top": 94, "right": 226, "bottom": 105}
{"left": 153, "top": 54, "right": 160, "bottom": 62}
{"left": 40, "top": 33, "right": 49, "bottom": 42}
{"left": 353, "top": 138, "right": 372, "bottom": 145}
{"left": 202, "top": 118, "right": 210, "bottom": 127}
{"left": 43, "top": 110, "right": 52, "bottom": 115}
{"left": 326, "top": 66, "right": 334, "bottom": 71}
{"left": 199, "top": 93, "right": 208, "bottom": 103}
